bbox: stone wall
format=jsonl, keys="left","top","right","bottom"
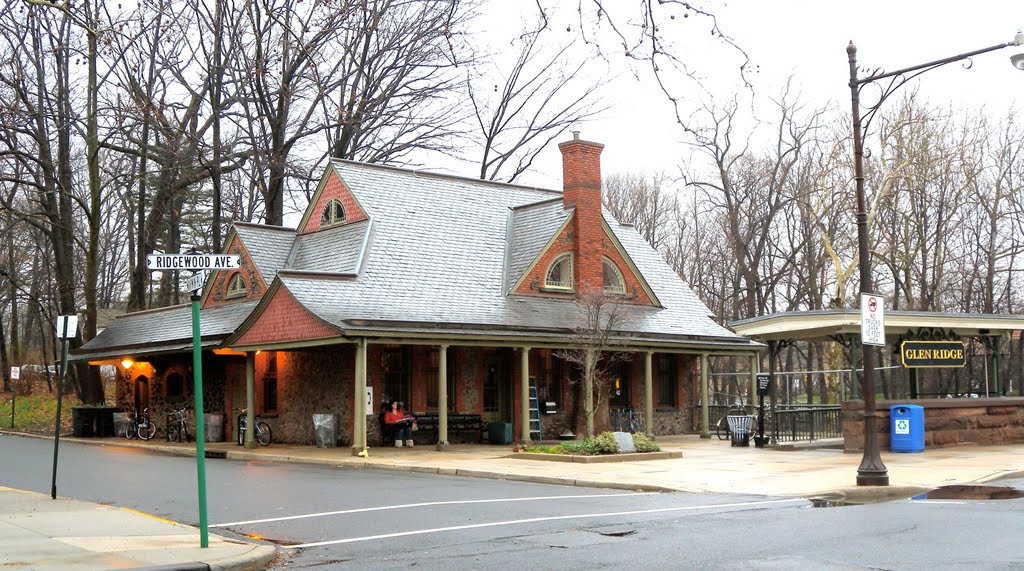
{"left": 842, "top": 397, "right": 1024, "bottom": 452}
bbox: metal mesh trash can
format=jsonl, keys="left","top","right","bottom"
{"left": 314, "top": 413, "right": 338, "bottom": 448}
{"left": 727, "top": 415, "right": 752, "bottom": 447}
{"left": 203, "top": 413, "right": 224, "bottom": 443}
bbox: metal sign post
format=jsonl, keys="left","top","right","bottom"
{"left": 9, "top": 367, "right": 18, "bottom": 429}
{"left": 754, "top": 373, "right": 770, "bottom": 448}
{"left": 189, "top": 270, "right": 210, "bottom": 548}
{"left": 50, "top": 315, "right": 77, "bottom": 500}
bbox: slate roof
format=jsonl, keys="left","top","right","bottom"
{"left": 246, "top": 160, "right": 754, "bottom": 348}
{"left": 289, "top": 219, "right": 369, "bottom": 274}
{"left": 72, "top": 300, "right": 259, "bottom": 361}
{"left": 233, "top": 223, "right": 294, "bottom": 285}
{"left": 507, "top": 198, "right": 570, "bottom": 291}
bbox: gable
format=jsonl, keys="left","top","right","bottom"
{"left": 231, "top": 282, "right": 341, "bottom": 348}
{"left": 297, "top": 164, "right": 368, "bottom": 235}
{"left": 511, "top": 212, "right": 657, "bottom": 305}
{"left": 201, "top": 232, "right": 267, "bottom": 309}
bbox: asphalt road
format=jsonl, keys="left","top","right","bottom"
{"left": 4, "top": 435, "right": 1024, "bottom": 569}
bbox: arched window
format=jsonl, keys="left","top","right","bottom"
{"left": 226, "top": 273, "right": 247, "bottom": 298}
{"left": 544, "top": 253, "right": 574, "bottom": 290}
{"left": 602, "top": 257, "right": 626, "bottom": 295}
{"left": 320, "top": 198, "right": 346, "bottom": 227}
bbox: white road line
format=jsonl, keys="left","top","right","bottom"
{"left": 287, "top": 498, "right": 808, "bottom": 548}
{"left": 210, "top": 492, "right": 660, "bottom": 528}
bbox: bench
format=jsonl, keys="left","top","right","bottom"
{"left": 413, "top": 413, "right": 485, "bottom": 444}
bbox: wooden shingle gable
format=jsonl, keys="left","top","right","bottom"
{"left": 200, "top": 228, "right": 267, "bottom": 309}
{"left": 226, "top": 278, "right": 342, "bottom": 349}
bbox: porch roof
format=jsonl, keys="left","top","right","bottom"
{"left": 70, "top": 300, "right": 259, "bottom": 362}
{"left": 730, "top": 310, "right": 1024, "bottom": 342}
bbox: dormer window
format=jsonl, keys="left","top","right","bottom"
{"left": 320, "top": 198, "right": 346, "bottom": 227}
{"left": 544, "top": 253, "right": 574, "bottom": 291}
{"left": 603, "top": 257, "right": 626, "bottom": 295}
{"left": 226, "top": 272, "right": 247, "bottom": 298}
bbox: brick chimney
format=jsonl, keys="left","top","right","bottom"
{"left": 559, "top": 131, "right": 605, "bottom": 295}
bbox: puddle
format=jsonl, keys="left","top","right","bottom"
{"left": 912, "top": 484, "right": 1024, "bottom": 501}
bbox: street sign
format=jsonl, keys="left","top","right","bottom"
{"left": 756, "top": 373, "right": 771, "bottom": 396}
{"left": 186, "top": 270, "right": 209, "bottom": 295}
{"left": 55, "top": 315, "right": 78, "bottom": 339}
{"left": 900, "top": 340, "right": 967, "bottom": 368}
{"left": 146, "top": 254, "right": 240, "bottom": 271}
{"left": 10, "top": 366, "right": 18, "bottom": 380}
{"left": 860, "top": 293, "right": 885, "bottom": 346}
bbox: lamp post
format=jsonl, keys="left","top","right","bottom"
{"left": 847, "top": 32, "right": 1024, "bottom": 486}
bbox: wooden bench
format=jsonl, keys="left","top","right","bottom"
{"left": 413, "top": 413, "right": 485, "bottom": 444}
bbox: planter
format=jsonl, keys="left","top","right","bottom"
{"left": 511, "top": 451, "right": 682, "bottom": 463}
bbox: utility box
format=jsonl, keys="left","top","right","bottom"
{"left": 890, "top": 404, "right": 925, "bottom": 453}
{"left": 488, "top": 422, "right": 513, "bottom": 445}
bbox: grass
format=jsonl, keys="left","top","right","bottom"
{"left": 2, "top": 392, "right": 78, "bottom": 434}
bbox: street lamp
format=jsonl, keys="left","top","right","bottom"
{"left": 847, "top": 31, "right": 1024, "bottom": 487}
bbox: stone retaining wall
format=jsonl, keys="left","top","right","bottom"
{"left": 842, "top": 397, "right": 1024, "bottom": 452}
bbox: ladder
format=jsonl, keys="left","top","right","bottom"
{"left": 528, "top": 379, "right": 542, "bottom": 441}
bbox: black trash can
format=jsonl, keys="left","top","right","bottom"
{"left": 726, "top": 415, "right": 752, "bottom": 447}
{"left": 95, "top": 407, "right": 117, "bottom": 437}
{"left": 71, "top": 407, "right": 96, "bottom": 437}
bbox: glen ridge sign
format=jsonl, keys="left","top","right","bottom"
{"left": 900, "top": 340, "right": 967, "bottom": 368}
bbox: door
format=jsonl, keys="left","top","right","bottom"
{"left": 482, "top": 349, "right": 512, "bottom": 424}
{"left": 133, "top": 376, "right": 150, "bottom": 411}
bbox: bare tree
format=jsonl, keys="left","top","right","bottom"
{"left": 555, "top": 289, "right": 633, "bottom": 438}
{"left": 602, "top": 171, "right": 677, "bottom": 252}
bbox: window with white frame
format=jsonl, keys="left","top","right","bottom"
{"left": 544, "top": 252, "right": 574, "bottom": 290}
{"left": 320, "top": 198, "right": 346, "bottom": 227}
{"left": 602, "top": 257, "right": 626, "bottom": 295}
{"left": 226, "top": 273, "right": 246, "bottom": 298}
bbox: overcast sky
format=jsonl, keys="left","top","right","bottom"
{"left": 499, "top": 1, "right": 1024, "bottom": 188}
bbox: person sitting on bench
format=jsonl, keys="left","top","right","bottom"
{"left": 384, "top": 400, "right": 415, "bottom": 447}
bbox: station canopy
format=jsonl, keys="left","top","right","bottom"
{"left": 730, "top": 310, "right": 1024, "bottom": 343}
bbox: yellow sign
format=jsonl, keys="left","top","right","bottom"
{"left": 900, "top": 340, "right": 966, "bottom": 368}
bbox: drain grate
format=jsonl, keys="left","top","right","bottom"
{"left": 204, "top": 449, "right": 227, "bottom": 459}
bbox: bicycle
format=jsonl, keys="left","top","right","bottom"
{"left": 166, "top": 406, "right": 191, "bottom": 443}
{"left": 236, "top": 409, "right": 272, "bottom": 446}
{"left": 609, "top": 408, "right": 646, "bottom": 434}
{"left": 125, "top": 408, "right": 156, "bottom": 441}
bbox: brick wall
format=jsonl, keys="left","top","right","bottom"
{"left": 842, "top": 397, "right": 1024, "bottom": 451}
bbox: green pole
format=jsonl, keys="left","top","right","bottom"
{"left": 50, "top": 319, "right": 70, "bottom": 499}
{"left": 191, "top": 294, "right": 209, "bottom": 548}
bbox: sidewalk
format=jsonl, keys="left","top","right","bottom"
{"left": 0, "top": 486, "right": 276, "bottom": 571}
{"left": 4, "top": 431, "right": 1024, "bottom": 570}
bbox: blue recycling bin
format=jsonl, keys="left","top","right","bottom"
{"left": 890, "top": 404, "right": 925, "bottom": 453}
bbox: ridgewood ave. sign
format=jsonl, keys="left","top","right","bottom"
{"left": 146, "top": 254, "right": 240, "bottom": 271}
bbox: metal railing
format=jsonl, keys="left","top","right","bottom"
{"left": 696, "top": 404, "right": 841, "bottom": 443}
{"left": 770, "top": 405, "right": 842, "bottom": 443}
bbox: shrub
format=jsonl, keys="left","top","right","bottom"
{"left": 594, "top": 431, "right": 620, "bottom": 454}
{"left": 632, "top": 432, "right": 661, "bottom": 453}
{"left": 524, "top": 444, "right": 562, "bottom": 454}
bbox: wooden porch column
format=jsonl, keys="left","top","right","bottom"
{"left": 353, "top": 338, "right": 367, "bottom": 454}
{"left": 244, "top": 352, "right": 256, "bottom": 449}
{"left": 437, "top": 344, "right": 450, "bottom": 450}
{"left": 520, "top": 347, "right": 530, "bottom": 443}
{"left": 700, "top": 353, "right": 711, "bottom": 439}
{"left": 644, "top": 351, "right": 654, "bottom": 435}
